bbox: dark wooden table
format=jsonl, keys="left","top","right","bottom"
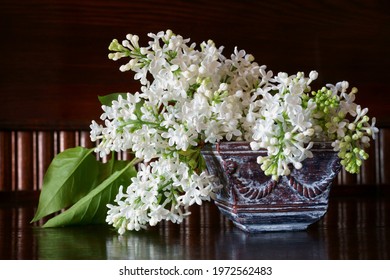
{"left": 1, "top": 189, "right": 390, "bottom": 260}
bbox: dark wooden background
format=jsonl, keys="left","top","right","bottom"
{"left": 1, "top": 0, "right": 389, "bottom": 128}
{"left": 1, "top": 0, "right": 390, "bottom": 191}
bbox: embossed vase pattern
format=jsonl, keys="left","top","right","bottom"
{"left": 201, "top": 142, "right": 341, "bottom": 233}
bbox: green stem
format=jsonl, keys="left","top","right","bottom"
{"left": 128, "top": 157, "right": 143, "bottom": 167}
{"left": 119, "top": 119, "right": 168, "bottom": 132}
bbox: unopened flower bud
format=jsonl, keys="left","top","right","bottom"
{"left": 270, "top": 137, "right": 278, "bottom": 145}
{"left": 246, "top": 54, "right": 255, "bottom": 62}
{"left": 219, "top": 83, "right": 228, "bottom": 91}
{"left": 352, "top": 134, "right": 359, "bottom": 140}
{"left": 348, "top": 123, "right": 356, "bottom": 130}
{"left": 293, "top": 161, "right": 303, "bottom": 169}
{"left": 309, "top": 71, "right": 318, "bottom": 81}
{"left": 304, "top": 128, "right": 315, "bottom": 137}
{"left": 250, "top": 142, "right": 261, "bottom": 151}
{"left": 361, "top": 136, "right": 370, "bottom": 144}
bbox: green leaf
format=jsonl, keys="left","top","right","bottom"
{"left": 31, "top": 147, "right": 101, "bottom": 223}
{"left": 98, "top": 93, "right": 127, "bottom": 106}
{"left": 42, "top": 161, "right": 137, "bottom": 227}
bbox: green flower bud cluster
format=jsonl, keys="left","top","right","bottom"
{"left": 108, "top": 36, "right": 151, "bottom": 71}
{"left": 337, "top": 142, "right": 369, "bottom": 174}
{"left": 258, "top": 154, "right": 284, "bottom": 181}
{"left": 108, "top": 39, "right": 129, "bottom": 54}
{"left": 255, "top": 123, "right": 310, "bottom": 181}
{"left": 312, "top": 87, "right": 340, "bottom": 114}
{"left": 335, "top": 115, "right": 372, "bottom": 174}
{"left": 313, "top": 87, "right": 339, "bottom": 118}
{"left": 309, "top": 87, "right": 343, "bottom": 140}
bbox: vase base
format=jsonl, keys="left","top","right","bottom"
{"left": 232, "top": 221, "right": 309, "bottom": 233}
{"left": 216, "top": 200, "right": 328, "bottom": 233}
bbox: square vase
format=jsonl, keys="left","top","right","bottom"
{"left": 201, "top": 141, "right": 341, "bottom": 233}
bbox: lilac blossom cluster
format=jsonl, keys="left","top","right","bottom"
{"left": 90, "top": 30, "right": 378, "bottom": 233}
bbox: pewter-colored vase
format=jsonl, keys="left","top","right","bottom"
{"left": 201, "top": 142, "right": 341, "bottom": 233}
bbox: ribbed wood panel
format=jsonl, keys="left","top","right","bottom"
{"left": 378, "top": 129, "right": 390, "bottom": 184}
{"left": 0, "top": 130, "right": 94, "bottom": 191}
{"left": 0, "top": 131, "right": 14, "bottom": 191}
{"left": 0, "top": 128, "right": 389, "bottom": 191}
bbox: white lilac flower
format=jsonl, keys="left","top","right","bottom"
{"left": 161, "top": 124, "right": 198, "bottom": 151}
{"left": 90, "top": 120, "right": 103, "bottom": 142}
{"left": 204, "top": 120, "right": 224, "bottom": 143}
{"left": 131, "top": 125, "right": 163, "bottom": 162}
{"left": 368, "top": 117, "right": 379, "bottom": 139}
{"left": 106, "top": 156, "right": 215, "bottom": 233}
{"left": 148, "top": 205, "right": 170, "bottom": 226}
{"left": 249, "top": 71, "right": 325, "bottom": 178}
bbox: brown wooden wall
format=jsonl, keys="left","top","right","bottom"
{"left": 1, "top": 0, "right": 390, "bottom": 192}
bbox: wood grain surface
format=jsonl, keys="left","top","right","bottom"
{"left": 1, "top": 195, "right": 390, "bottom": 259}
{"left": 1, "top": 0, "right": 389, "bottom": 129}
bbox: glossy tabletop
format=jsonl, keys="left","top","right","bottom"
{"left": 1, "top": 191, "right": 389, "bottom": 260}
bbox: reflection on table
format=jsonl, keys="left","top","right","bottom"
{"left": 1, "top": 193, "right": 389, "bottom": 259}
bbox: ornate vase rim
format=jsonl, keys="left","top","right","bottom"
{"left": 202, "top": 141, "right": 335, "bottom": 152}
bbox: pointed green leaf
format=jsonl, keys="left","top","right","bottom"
{"left": 31, "top": 147, "right": 101, "bottom": 222}
{"left": 98, "top": 93, "right": 127, "bottom": 106}
{"left": 42, "top": 162, "right": 137, "bottom": 227}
